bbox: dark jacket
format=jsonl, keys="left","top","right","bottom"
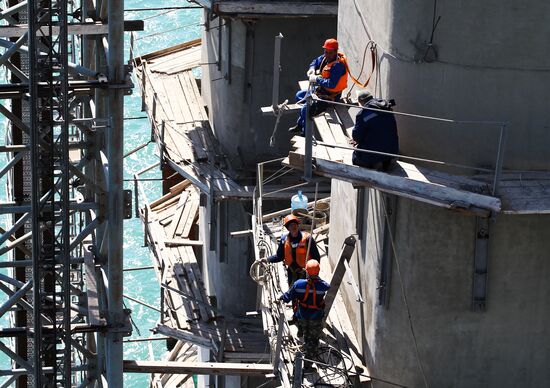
{"left": 281, "top": 277, "right": 330, "bottom": 320}
{"left": 352, "top": 104, "right": 399, "bottom": 167}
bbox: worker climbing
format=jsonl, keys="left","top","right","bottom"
{"left": 288, "top": 38, "right": 348, "bottom": 135}
{"left": 263, "top": 214, "right": 321, "bottom": 287}
{"left": 280, "top": 259, "right": 330, "bottom": 373}
{"left": 350, "top": 90, "right": 399, "bottom": 171}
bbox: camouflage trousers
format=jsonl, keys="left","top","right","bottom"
{"left": 297, "top": 319, "right": 324, "bottom": 361}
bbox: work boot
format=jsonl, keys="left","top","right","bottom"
{"left": 288, "top": 124, "right": 302, "bottom": 134}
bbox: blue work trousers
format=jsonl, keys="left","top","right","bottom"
{"left": 295, "top": 90, "right": 334, "bottom": 133}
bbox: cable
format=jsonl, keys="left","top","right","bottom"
{"left": 135, "top": 23, "right": 201, "bottom": 41}
{"left": 125, "top": 6, "right": 201, "bottom": 11}
{"left": 380, "top": 194, "right": 429, "bottom": 388}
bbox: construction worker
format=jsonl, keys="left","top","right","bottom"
{"left": 279, "top": 259, "right": 330, "bottom": 372}
{"left": 264, "top": 214, "right": 321, "bottom": 287}
{"left": 289, "top": 38, "right": 348, "bottom": 135}
{"left": 350, "top": 90, "right": 399, "bottom": 171}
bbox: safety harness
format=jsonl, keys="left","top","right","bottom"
{"left": 299, "top": 278, "right": 325, "bottom": 310}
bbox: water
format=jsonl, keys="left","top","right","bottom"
{"left": 0, "top": 3, "right": 201, "bottom": 386}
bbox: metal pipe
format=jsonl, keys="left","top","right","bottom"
{"left": 492, "top": 124, "right": 507, "bottom": 196}
{"left": 314, "top": 139, "right": 494, "bottom": 173}
{"left": 0, "top": 145, "right": 28, "bottom": 152}
{"left": 0, "top": 38, "right": 100, "bottom": 78}
{"left": 69, "top": 218, "right": 100, "bottom": 251}
{"left": 123, "top": 294, "right": 161, "bottom": 313}
{"left": 271, "top": 33, "right": 283, "bottom": 110}
{"left": 313, "top": 95, "right": 506, "bottom": 126}
{"left": 159, "top": 120, "right": 165, "bottom": 169}
{"left": 304, "top": 92, "right": 313, "bottom": 180}
{"left": 107, "top": 0, "right": 126, "bottom": 384}
{"left": 0, "top": 279, "right": 33, "bottom": 318}
{"left": 0, "top": 212, "right": 30, "bottom": 246}
{"left": 0, "top": 32, "right": 28, "bottom": 66}
{"left": 0, "top": 339, "right": 33, "bottom": 372}
{"left": 0, "top": 151, "right": 24, "bottom": 180}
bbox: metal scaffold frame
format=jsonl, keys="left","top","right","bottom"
{"left": 0, "top": 0, "right": 130, "bottom": 386}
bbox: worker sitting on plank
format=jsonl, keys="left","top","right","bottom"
{"left": 280, "top": 259, "right": 330, "bottom": 373}
{"left": 289, "top": 38, "right": 348, "bottom": 135}
{"left": 349, "top": 90, "right": 399, "bottom": 171}
{"left": 263, "top": 214, "right": 321, "bottom": 287}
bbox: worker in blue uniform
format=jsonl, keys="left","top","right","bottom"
{"left": 350, "top": 90, "right": 399, "bottom": 171}
{"left": 280, "top": 259, "right": 330, "bottom": 372}
{"left": 289, "top": 38, "right": 348, "bottom": 135}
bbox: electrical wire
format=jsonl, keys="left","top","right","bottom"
{"left": 135, "top": 22, "right": 201, "bottom": 41}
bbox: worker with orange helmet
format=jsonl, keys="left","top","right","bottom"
{"left": 288, "top": 38, "right": 348, "bottom": 135}
{"left": 264, "top": 214, "right": 321, "bottom": 286}
{"left": 279, "top": 259, "right": 330, "bottom": 372}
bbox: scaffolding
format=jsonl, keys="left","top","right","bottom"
{"left": 0, "top": 0, "right": 138, "bottom": 386}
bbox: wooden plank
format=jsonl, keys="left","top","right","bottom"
{"left": 313, "top": 115, "right": 340, "bottom": 161}
{"left": 334, "top": 104, "right": 357, "bottom": 138}
{"left": 179, "top": 72, "right": 204, "bottom": 122}
{"left": 187, "top": 128, "right": 209, "bottom": 161}
{"left": 173, "top": 263, "right": 202, "bottom": 321}
{"left": 176, "top": 250, "right": 210, "bottom": 322}
{"left": 183, "top": 71, "right": 208, "bottom": 121}
{"left": 288, "top": 154, "right": 501, "bottom": 215}
{"left": 181, "top": 246, "right": 216, "bottom": 321}
{"left": 155, "top": 324, "right": 214, "bottom": 349}
{"left": 325, "top": 108, "right": 350, "bottom": 145}
{"left": 123, "top": 359, "right": 273, "bottom": 376}
{"left": 151, "top": 193, "right": 181, "bottom": 212}
{"left": 167, "top": 191, "right": 189, "bottom": 239}
{"left": 176, "top": 190, "right": 199, "bottom": 238}
{"left": 135, "top": 39, "right": 201, "bottom": 66}
{"left": 164, "top": 239, "right": 204, "bottom": 247}
{"left": 260, "top": 104, "right": 301, "bottom": 116}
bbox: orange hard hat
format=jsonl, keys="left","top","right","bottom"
{"left": 322, "top": 38, "right": 339, "bottom": 51}
{"left": 283, "top": 214, "right": 300, "bottom": 228}
{"left": 306, "top": 259, "right": 320, "bottom": 276}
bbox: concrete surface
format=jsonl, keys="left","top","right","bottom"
{"left": 329, "top": 3, "right": 550, "bottom": 387}
{"left": 201, "top": 12, "right": 337, "bottom": 170}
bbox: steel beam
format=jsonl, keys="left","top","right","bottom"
{"left": 0, "top": 279, "right": 32, "bottom": 318}
{"left": 106, "top": 0, "right": 126, "bottom": 385}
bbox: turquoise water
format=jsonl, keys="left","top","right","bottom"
{"left": 0, "top": 3, "right": 201, "bottom": 386}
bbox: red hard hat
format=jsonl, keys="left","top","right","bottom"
{"left": 283, "top": 214, "right": 300, "bottom": 228}
{"left": 306, "top": 259, "right": 320, "bottom": 276}
{"left": 322, "top": 38, "right": 339, "bottom": 51}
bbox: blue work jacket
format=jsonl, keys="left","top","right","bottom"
{"left": 281, "top": 277, "right": 330, "bottom": 321}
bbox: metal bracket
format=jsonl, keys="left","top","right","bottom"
{"left": 378, "top": 194, "right": 397, "bottom": 308}
{"left": 472, "top": 217, "right": 490, "bottom": 312}
{"left": 123, "top": 189, "right": 132, "bottom": 219}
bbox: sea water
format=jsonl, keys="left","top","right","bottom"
{"left": 0, "top": 2, "right": 202, "bottom": 386}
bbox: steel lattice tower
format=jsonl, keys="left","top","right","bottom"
{"left": 0, "top": 0, "right": 129, "bottom": 386}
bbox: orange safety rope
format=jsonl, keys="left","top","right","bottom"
{"left": 345, "top": 41, "right": 377, "bottom": 89}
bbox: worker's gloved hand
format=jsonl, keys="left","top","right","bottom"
{"left": 306, "top": 68, "right": 315, "bottom": 77}
{"left": 278, "top": 295, "right": 285, "bottom": 301}
{"left": 349, "top": 139, "right": 357, "bottom": 147}
{"left": 309, "top": 74, "right": 318, "bottom": 84}
{"left": 260, "top": 258, "right": 268, "bottom": 264}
